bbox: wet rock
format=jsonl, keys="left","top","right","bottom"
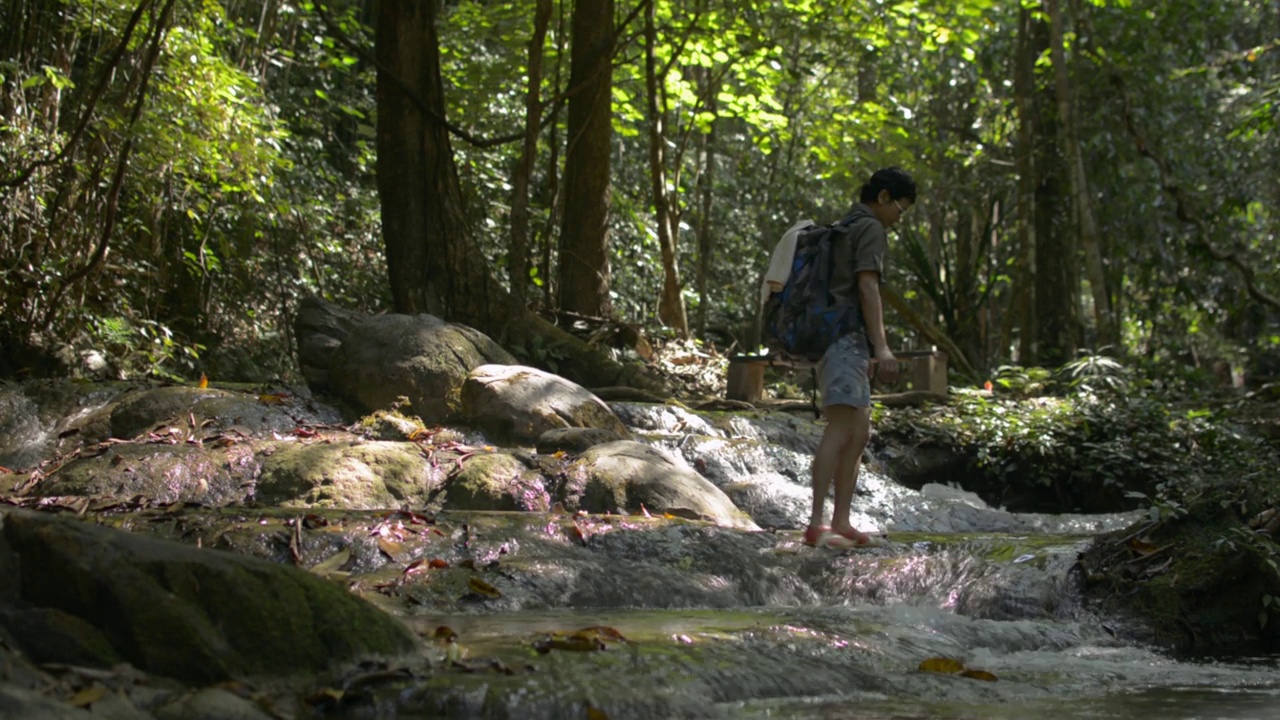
{"left": 0, "top": 386, "right": 46, "bottom": 471}
{"left": 328, "top": 313, "right": 516, "bottom": 422}
{"left": 461, "top": 365, "right": 629, "bottom": 445}
{"left": 255, "top": 440, "right": 445, "bottom": 508}
{"left": 535, "top": 426, "right": 627, "bottom": 454}
{"left": 31, "top": 443, "right": 262, "bottom": 505}
{"left": 0, "top": 685, "right": 93, "bottom": 720}
{"left": 721, "top": 473, "right": 812, "bottom": 529}
{"left": 562, "top": 441, "right": 758, "bottom": 531}
{"left": 154, "top": 687, "right": 276, "bottom": 720}
{"left": 443, "top": 452, "right": 550, "bottom": 511}
{"left": 0, "top": 508, "right": 419, "bottom": 683}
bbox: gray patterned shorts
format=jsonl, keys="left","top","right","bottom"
{"left": 818, "top": 331, "right": 872, "bottom": 408}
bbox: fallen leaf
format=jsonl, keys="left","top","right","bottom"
{"left": 428, "top": 558, "right": 450, "bottom": 569}
{"left": 433, "top": 626, "right": 458, "bottom": 642}
{"left": 309, "top": 548, "right": 352, "bottom": 577}
{"left": 586, "top": 705, "right": 609, "bottom": 720}
{"left": 377, "top": 537, "right": 405, "bottom": 562}
{"left": 532, "top": 635, "right": 605, "bottom": 654}
{"left": 573, "top": 626, "right": 628, "bottom": 643}
{"left": 918, "top": 657, "right": 964, "bottom": 674}
{"left": 959, "top": 669, "right": 998, "bottom": 682}
{"left": 1127, "top": 537, "right": 1160, "bottom": 555}
{"left": 198, "top": 373, "right": 208, "bottom": 389}
{"left": 467, "top": 577, "right": 502, "bottom": 598}
{"left": 68, "top": 685, "right": 108, "bottom": 707}
{"left": 258, "top": 392, "right": 289, "bottom": 405}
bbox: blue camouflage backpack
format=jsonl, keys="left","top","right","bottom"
{"left": 762, "top": 215, "right": 862, "bottom": 362}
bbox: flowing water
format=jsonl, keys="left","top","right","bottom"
{"left": 359, "top": 404, "right": 1279, "bottom": 718}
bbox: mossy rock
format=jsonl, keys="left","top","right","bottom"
{"left": 0, "top": 508, "right": 419, "bottom": 682}
{"left": 443, "top": 452, "right": 550, "bottom": 511}
{"left": 256, "top": 440, "right": 446, "bottom": 508}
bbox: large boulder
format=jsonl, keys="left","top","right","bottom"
{"left": 560, "top": 441, "right": 759, "bottom": 531}
{"left": 328, "top": 314, "right": 516, "bottom": 423}
{"left": 461, "top": 364, "right": 629, "bottom": 445}
{"left": 294, "top": 295, "right": 368, "bottom": 390}
{"left": 442, "top": 452, "right": 551, "bottom": 511}
{"left": 255, "top": 440, "right": 447, "bottom": 508}
{"left": 0, "top": 508, "right": 418, "bottom": 683}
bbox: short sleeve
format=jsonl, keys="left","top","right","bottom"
{"left": 849, "top": 219, "right": 888, "bottom": 278}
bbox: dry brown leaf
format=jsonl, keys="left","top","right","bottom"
{"left": 573, "top": 626, "right": 628, "bottom": 643}
{"left": 532, "top": 635, "right": 605, "bottom": 654}
{"left": 433, "top": 625, "right": 459, "bottom": 641}
{"left": 959, "top": 669, "right": 998, "bottom": 681}
{"left": 428, "top": 558, "right": 450, "bottom": 569}
{"left": 586, "top": 705, "right": 610, "bottom": 720}
{"left": 377, "top": 537, "right": 405, "bottom": 562}
{"left": 918, "top": 657, "right": 964, "bottom": 674}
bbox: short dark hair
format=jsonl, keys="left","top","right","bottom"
{"left": 859, "top": 167, "right": 917, "bottom": 204}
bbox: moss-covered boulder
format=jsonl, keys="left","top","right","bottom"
{"left": 255, "top": 440, "right": 445, "bottom": 508}
{"left": 561, "top": 441, "right": 758, "bottom": 531}
{"left": 0, "top": 508, "right": 418, "bottom": 682}
{"left": 443, "top": 452, "right": 551, "bottom": 511}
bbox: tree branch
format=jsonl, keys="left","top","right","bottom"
{"left": 1111, "top": 74, "right": 1280, "bottom": 311}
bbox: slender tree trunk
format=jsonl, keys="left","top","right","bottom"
{"left": 693, "top": 65, "right": 717, "bottom": 338}
{"left": 557, "top": 0, "right": 614, "bottom": 317}
{"left": 1009, "top": 3, "right": 1038, "bottom": 364}
{"left": 1048, "top": 0, "right": 1115, "bottom": 350}
{"left": 509, "top": 0, "right": 551, "bottom": 307}
{"left": 644, "top": 0, "right": 688, "bottom": 336}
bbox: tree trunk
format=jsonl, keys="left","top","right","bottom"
{"left": 1048, "top": 0, "right": 1115, "bottom": 350}
{"left": 1008, "top": 3, "right": 1038, "bottom": 364}
{"left": 509, "top": 0, "right": 551, "bottom": 307}
{"left": 556, "top": 0, "right": 614, "bottom": 317}
{"left": 693, "top": 65, "right": 717, "bottom": 338}
{"left": 1026, "top": 4, "right": 1076, "bottom": 366}
{"left": 644, "top": 0, "right": 688, "bottom": 336}
{"left": 375, "top": 0, "right": 659, "bottom": 392}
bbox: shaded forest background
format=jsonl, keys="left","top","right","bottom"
{"left": 1, "top": 0, "right": 1277, "bottom": 390}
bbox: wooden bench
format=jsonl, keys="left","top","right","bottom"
{"left": 726, "top": 349, "right": 948, "bottom": 402}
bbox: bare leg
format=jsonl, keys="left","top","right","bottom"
{"left": 809, "top": 405, "right": 858, "bottom": 530}
{"left": 830, "top": 406, "right": 872, "bottom": 543}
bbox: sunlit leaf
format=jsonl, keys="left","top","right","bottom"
{"left": 467, "top": 577, "right": 502, "bottom": 598}
{"left": 918, "top": 657, "right": 964, "bottom": 673}
{"left": 68, "top": 685, "right": 108, "bottom": 707}
{"left": 308, "top": 547, "right": 351, "bottom": 577}
{"left": 198, "top": 373, "right": 208, "bottom": 388}
{"left": 377, "top": 538, "right": 405, "bottom": 562}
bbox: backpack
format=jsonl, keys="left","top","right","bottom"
{"left": 762, "top": 215, "right": 863, "bottom": 362}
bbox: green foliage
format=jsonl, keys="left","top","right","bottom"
{"left": 881, "top": 356, "right": 1280, "bottom": 507}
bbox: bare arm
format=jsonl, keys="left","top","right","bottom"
{"left": 857, "top": 270, "right": 899, "bottom": 382}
